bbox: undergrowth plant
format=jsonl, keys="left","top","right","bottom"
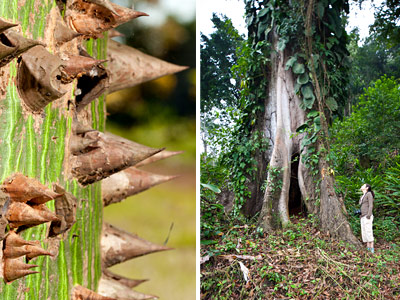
{"left": 331, "top": 76, "right": 400, "bottom": 242}
{"left": 201, "top": 216, "right": 400, "bottom": 300}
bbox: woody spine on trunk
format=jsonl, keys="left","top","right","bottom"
{"left": 0, "top": 0, "right": 186, "bottom": 298}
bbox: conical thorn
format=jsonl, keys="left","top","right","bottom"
{"left": 5, "top": 202, "right": 59, "bottom": 229}
{"left": 86, "top": 0, "right": 120, "bottom": 16}
{"left": 0, "top": 18, "right": 18, "bottom": 33}
{"left": 134, "top": 150, "right": 184, "bottom": 167}
{"left": 3, "top": 231, "right": 38, "bottom": 258}
{"left": 25, "top": 244, "right": 53, "bottom": 260}
{"left": 0, "top": 43, "right": 17, "bottom": 61}
{"left": 71, "top": 284, "right": 115, "bottom": 300}
{"left": 69, "top": 134, "right": 99, "bottom": 156}
{"left": 101, "top": 223, "right": 172, "bottom": 268}
{"left": 102, "top": 167, "right": 178, "bottom": 206}
{"left": 4, "top": 231, "right": 37, "bottom": 247}
{"left": 54, "top": 20, "right": 82, "bottom": 45}
{"left": 103, "top": 269, "right": 148, "bottom": 289}
{"left": 98, "top": 276, "right": 158, "bottom": 300}
{"left": 71, "top": 131, "right": 163, "bottom": 185}
{"left": 17, "top": 46, "right": 68, "bottom": 112}
{"left": 61, "top": 55, "right": 106, "bottom": 83}
{"left": 1, "top": 173, "right": 63, "bottom": 204}
{"left": 3, "top": 257, "right": 39, "bottom": 283}
{"left": 107, "top": 40, "right": 188, "bottom": 94}
{"left": 0, "top": 30, "right": 43, "bottom": 67}
{"left": 66, "top": 0, "right": 148, "bottom": 38}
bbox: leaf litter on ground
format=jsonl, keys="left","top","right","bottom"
{"left": 201, "top": 216, "right": 400, "bottom": 300}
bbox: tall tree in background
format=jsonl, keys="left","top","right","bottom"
{"left": 371, "top": 0, "right": 400, "bottom": 47}
{"left": 200, "top": 14, "right": 244, "bottom": 155}
{"left": 346, "top": 0, "right": 400, "bottom": 113}
{"left": 0, "top": 0, "right": 183, "bottom": 298}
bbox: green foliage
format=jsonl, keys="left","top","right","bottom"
{"left": 200, "top": 14, "right": 245, "bottom": 156}
{"left": 201, "top": 216, "right": 400, "bottom": 299}
{"left": 331, "top": 76, "right": 400, "bottom": 170}
{"left": 221, "top": 131, "right": 268, "bottom": 216}
{"left": 200, "top": 154, "right": 228, "bottom": 241}
{"left": 334, "top": 162, "right": 400, "bottom": 242}
{"left": 200, "top": 14, "right": 244, "bottom": 112}
{"left": 371, "top": 0, "right": 400, "bottom": 48}
{"left": 211, "top": 22, "right": 269, "bottom": 216}
{"left": 261, "top": 166, "right": 283, "bottom": 194}
{"left": 201, "top": 183, "right": 221, "bottom": 194}
{"left": 331, "top": 76, "right": 400, "bottom": 242}
{"left": 347, "top": 29, "right": 400, "bottom": 109}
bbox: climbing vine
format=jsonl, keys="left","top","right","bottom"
{"left": 220, "top": 25, "right": 270, "bottom": 216}
{"left": 244, "top": 0, "right": 351, "bottom": 198}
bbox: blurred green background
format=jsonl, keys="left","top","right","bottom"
{"left": 104, "top": 0, "right": 196, "bottom": 299}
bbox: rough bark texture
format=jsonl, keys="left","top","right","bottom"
{"left": 259, "top": 34, "right": 305, "bottom": 230}
{"left": 258, "top": 28, "right": 360, "bottom": 247}
{"left": 216, "top": 187, "right": 235, "bottom": 215}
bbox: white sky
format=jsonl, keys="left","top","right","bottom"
{"left": 113, "top": 0, "right": 196, "bottom": 26}
{"left": 198, "top": 0, "right": 384, "bottom": 43}
{"left": 136, "top": 0, "right": 196, "bottom": 26}
{"left": 199, "top": 0, "right": 247, "bottom": 36}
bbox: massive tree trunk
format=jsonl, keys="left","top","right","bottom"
{"left": 0, "top": 0, "right": 184, "bottom": 298}
{"left": 254, "top": 0, "right": 360, "bottom": 247}
{"left": 258, "top": 34, "right": 306, "bottom": 230}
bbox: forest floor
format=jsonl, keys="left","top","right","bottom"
{"left": 200, "top": 215, "right": 400, "bottom": 300}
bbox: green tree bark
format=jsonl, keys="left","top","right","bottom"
{"left": 0, "top": 1, "right": 104, "bottom": 299}
{"left": 0, "top": 0, "right": 184, "bottom": 299}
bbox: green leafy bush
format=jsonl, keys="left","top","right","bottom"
{"left": 331, "top": 76, "right": 400, "bottom": 242}
{"left": 331, "top": 76, "right": 400, "bottom": 172}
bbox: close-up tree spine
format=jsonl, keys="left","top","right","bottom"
{"left": 0, "top": 0, "right": 186, "bottom": 299}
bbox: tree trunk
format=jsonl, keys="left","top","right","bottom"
{"left": 258, "top": 30, "right": 360, "bottom": 246}
{"left": 0, "top": 0, "right": 184, "bottom": 298}
{"left": 242, "top": 108, "right": 269, "bottom": 217}
{"left": 259, "top": 33, "right": 306, "bottom": 230}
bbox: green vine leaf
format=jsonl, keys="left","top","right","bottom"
{"left": 285, "top": 56, "right": 297, "bottom": 70}
{"left": 246, "top": 14, "right": 254, "bottom": 26}
{"left": 297, "top": 73, "right": 309, "bottom": 84}
{"left": 313, "top": 116, "right": 321, "bottom": 131}
{"left": 307, "top": 110, "right": 319, "bottom": 118}
{"left": 326, "top": 97, "right": 338, "bottom": 111}
{"left": 258, "top": 7, "right": 270, "bottom": 18}
{"left": 326, "top": 8, "right": 342, "bottom": 38}
{"left": 303, "top": 97, "right": 315, "bottom": 109}
{"left": 293, "top": 62, "right": 305, "bottom": 74}
{"left": 296, "top": 123, "right": 309, "bottom": 133}
{"left": 277, "top": 38, "right": 288, "bottom": 51}
{"left": 301, "top": 85, "right": 315, "bottom": 109}
{"left": 201, "top": 183, "right": 221, "bottom": 193}
{"left": 294, "top": 82, "right": 302, "bottom": 94}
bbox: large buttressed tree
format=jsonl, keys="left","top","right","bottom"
{"left": 0, "top": 0, "right": 185, "bottom": 298}
{"left": 244, "top": 0, "right": 360, "bottom": 246}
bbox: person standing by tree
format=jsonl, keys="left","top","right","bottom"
{"left": 360, "top": 184, "right": 375, "bottom": 253}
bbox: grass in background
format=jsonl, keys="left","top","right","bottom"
{"left": 105, "top": 116, "right": 196, "bottom": 300}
